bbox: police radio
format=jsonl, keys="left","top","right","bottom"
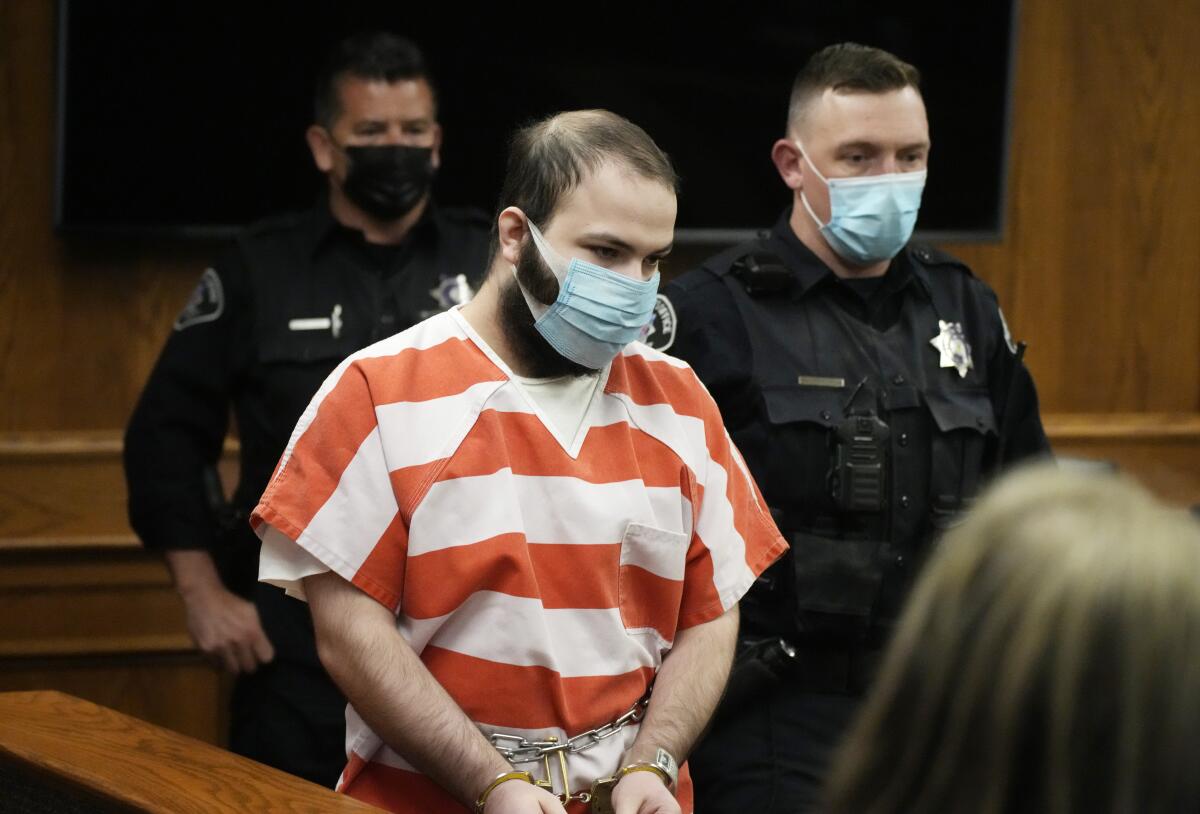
{"left": 730, "top": 251, "right": 795, "bottom": 296}
{"left": 828, "top": 380, "right": 890, "bottom": 513}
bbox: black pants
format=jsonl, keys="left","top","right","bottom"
{"left": 227, "top": 583, "right": 347, "bottom": 788}
{"left": 228, "top": 657, "right": 348, "bottom": 788}
{"left": 690, "top": 684, "right": 861, "bottom": 814}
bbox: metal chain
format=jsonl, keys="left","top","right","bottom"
{"left": 488, "top": 694, "right": 649, "bottom": 764}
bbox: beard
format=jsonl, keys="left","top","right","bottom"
{"left": 497, "top": 242, "right": 597, "bottom": 379}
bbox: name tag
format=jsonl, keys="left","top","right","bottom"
{"left": 287, "top": 318, "right": 331, "bottom": 331}
{"left": 797, "top": 375, "right": 845, "bottom": 388}
{"left": 288, "top": 304, "right": 343, "bottom": 338}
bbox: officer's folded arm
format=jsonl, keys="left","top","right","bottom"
{"left": 303, "top": 570, "right": 568, "bottom": 813}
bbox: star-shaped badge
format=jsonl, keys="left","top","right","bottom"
{"left": 430, "top": 273, "right": 475, "bottom": 309}
{"left": 930, "top": 319, "right": 974, "bottom": 378}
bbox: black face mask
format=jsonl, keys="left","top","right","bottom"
{"left": 338, "top": 144, "right": 435, "bottom": 221}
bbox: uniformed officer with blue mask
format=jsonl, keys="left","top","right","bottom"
{"left": 647, "top": 43, "right": 1051, "bottom": 813}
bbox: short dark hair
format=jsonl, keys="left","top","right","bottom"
{"left": 490, "top": 110, "right": 679, "bottom": 260}
{"left": 313, "top": 32, "right": 435, "bottom": 129}
{"left": 788, "top": 43, "right": 921, "bottom": 133}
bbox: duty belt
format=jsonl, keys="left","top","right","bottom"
{"left": 486, "top": 689, "right": 651, "bottom": 808}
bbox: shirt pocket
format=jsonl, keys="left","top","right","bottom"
{"left": 618, "top": 522, "right": 690, "bottom": 644}
{"left": 761, "top": 385, "right": 846, "bottom": 512}
{"left": 255, "top": 324, "right": 361, "bottom": 429}
{"left": 924, "top": 388, "right": 997, "bottom": 527}
{"left": 761, "top": 384, "right": 845, "bottom": 429}
{"left": 258, "top": 321, "right": 358, "bottom": 367}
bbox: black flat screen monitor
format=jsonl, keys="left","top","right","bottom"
{"left": 55, "top": 1, "right": 1016, "bottom": 242}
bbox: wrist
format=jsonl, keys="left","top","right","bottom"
{"left": 474, "top": 770, "right": 534, "bottom": 813}
{"left": 619, "top": 747, "right": 678, "bottom": 790}
{"left": 165, "top": 551, "right": 225, "bottom": 600}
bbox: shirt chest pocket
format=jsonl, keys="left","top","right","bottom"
{"left": 618, "top": 522, "right": 689, "bottom": 645}
{"left": 255, "top": 325, "right": 361, "bottom": 427}
{"left": 925, "top": 388, "right": 997, "bottom": 523}
{"left": 258, "top": 317, "right": 361, "bottom": 367}
{"left": 761, "top": 385, "right": 846, "bottom": 511}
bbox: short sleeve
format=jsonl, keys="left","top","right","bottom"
{"left": 677, "top": 379, "right": 788, "bottom": 629}
{"left": 251, "top": 359, "right": 409, "bottom": 612}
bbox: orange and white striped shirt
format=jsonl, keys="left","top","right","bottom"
{"left": 251, "top": 307, "right": 786, "bottom": 813}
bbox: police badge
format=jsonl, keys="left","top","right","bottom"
{"left": 430, "top": 273, "right": 474, "bottom": 309}
{"left": 930, "top": 319, "right": 974, "bottom": 378}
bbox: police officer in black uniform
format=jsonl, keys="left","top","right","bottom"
{"left": 647, "top": 44, "right": 1050, "bottom": 812}
{"left": 123, "top": 32, "right": 490, "bottom": 787}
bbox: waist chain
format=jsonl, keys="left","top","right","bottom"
{"left": 488, "top": 691, "right": 649, "bottom": 763}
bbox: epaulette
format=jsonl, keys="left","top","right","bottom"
{"left": 241, "top": 209, "right": 308, "bottom": 238}
{"left": 729, "top": 250, "right": 796, "bottom": 296}
{"left": 437, "top": 206, "right": 492, "bottom": 228}
{"left": 907, "top": 243, "right": 974, "bottom": 277}
{"left": 668, "top": 266, "right": 721, "bottom": 295}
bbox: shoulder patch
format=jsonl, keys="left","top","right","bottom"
{"left": 174, "top": 268, "right": 225, "bottom": 331}
{"left": 242, "top": 210, "right": 306, "bottom": 238}
{"left": 643, "top": 293, "right": 678, "bottom": 352}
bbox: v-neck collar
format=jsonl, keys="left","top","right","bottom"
{"left": 449, "top": 307, "right": 610, "bottom": 459}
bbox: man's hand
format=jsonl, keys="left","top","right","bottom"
{"left": 182, "top": 583, "right": 275, "bottom": 673}
{"left": 483, "top": 778, "right": 568, "bottom": 813}
{"left": 166, "top": 549, "right": 275, "bottom": 673}
{"left": 611, "top": 770, "right": 680, "bottom": 814}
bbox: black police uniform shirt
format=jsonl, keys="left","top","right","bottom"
{"left": 651, "top": 209, "right": 1050, "bottom": 643}
{"left": 124, "top": 200, "right": 491, "bottom": 658}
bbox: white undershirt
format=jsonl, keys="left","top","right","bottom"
{"left": 510, "top": 371, "right": 602, "bottom": 449}
{"left": 259, "top": 370, "right": 602, "bottom": 601}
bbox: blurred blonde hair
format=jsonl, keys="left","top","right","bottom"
{"left": 825, "top": 463, "right": 1200, "bottom": 814}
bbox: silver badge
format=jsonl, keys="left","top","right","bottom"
{"left": 930, "top": 319, "right": 974, "bottom": 378}
{"left": 642, "top": 294, "right": 678, "bottom": 351}
{"left": 430, "top": 273, "right": 474, "bottom": 309}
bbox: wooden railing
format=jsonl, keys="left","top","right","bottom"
{"left": 0, "top": 691, "right": 380, "bottom": 812}
{"left": 1044, "top": 413, "right": 1200, "bottom": 507}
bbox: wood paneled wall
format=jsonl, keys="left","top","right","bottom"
{"left": 0, "top": 434, "right": 229, "bottom": 743}
{"left": 941, "top": 0, "right": 1200, "bottom": 415}
{"left": 0, "top": 1, "right": 211, "bottom": 432}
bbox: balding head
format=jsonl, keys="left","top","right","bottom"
{"left": 491, "top": 110, "right": 679, "bottom": 247}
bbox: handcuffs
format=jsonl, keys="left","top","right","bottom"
{"left": 589, "top": 749, "right": 678, "bottom": 813}
{"left": 474, "top": 687, "right": 678, "bottom": 812}
{"left": 475, "top": 748, "right": 678, "bottom": 813}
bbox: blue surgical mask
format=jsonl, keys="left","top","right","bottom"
{"left": 514, "top": 220, "right": 660, "bottom": 370}
{"left": 797, "top": 141, "right": 927, "bottom": 265}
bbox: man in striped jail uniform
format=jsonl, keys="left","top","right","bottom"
{"left": 251, "top": 110, "right": 787, "bottom": 814}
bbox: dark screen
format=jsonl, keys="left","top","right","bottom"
{"left": 55, "top": 1, "right": 1014, "bottom": 239}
